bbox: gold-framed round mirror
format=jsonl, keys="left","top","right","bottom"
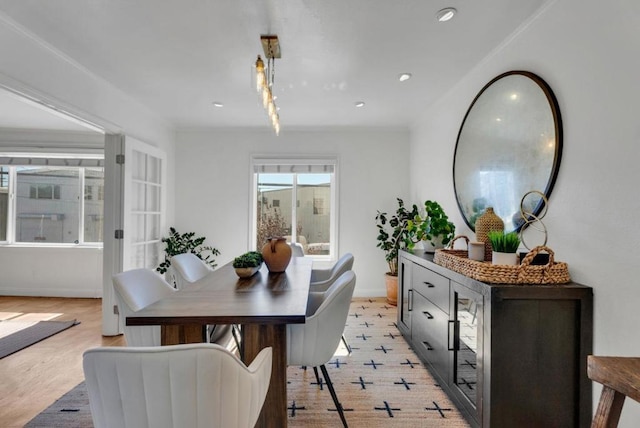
{"left": 453, "top": 70, "right": 563, "bottom": 232}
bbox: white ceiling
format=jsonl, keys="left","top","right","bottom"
{"left": 0, "top": 0, "right": 547, "bottom": 131}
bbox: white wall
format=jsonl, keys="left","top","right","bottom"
{"left": 409, "top": 0, "right": 640, "bottom": 425}
{"left": 174, "top": 127, "right": 410, "bottom": 297}
{"left": 0, "top": 16, "right": 176, "bottom": 297}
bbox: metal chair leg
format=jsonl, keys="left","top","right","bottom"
{"left": 341, "top": 334, "right": 352, "bottom": 354}
{"left": 313, "top": 366, "right": 323, "bottom": 388}
{"left": 320, "top": 364, "right": 348, "bottom": 428}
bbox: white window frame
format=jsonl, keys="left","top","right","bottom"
{"left": 250, "top": 155, "right": 339, "bottom": 262}
{"left": 0, "top": 153, "right": 104, "bottom": 247}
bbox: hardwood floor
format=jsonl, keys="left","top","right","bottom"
{"left": 0, "top": 296, "right": 124, "bottom": 428}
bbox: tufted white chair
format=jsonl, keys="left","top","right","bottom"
{"left": 168, "top": 253, "right": 213, "bottom": 290}
{"left": 289, "top": 242, "right": 305, "bottom": 257}
{"left": 169, "top": 253, "right": 236, "bottom": 348}
{"left": 309, "top": 253, "right": 354, "bottom": 292}
{"left": 288, "top": 270, "right": 356, "bottom": 428}
{"left": 83, "top": 344, "right": 272, "bottom": 428}
{"left": 112, "top": 268, "right": 177, "bottom": 347}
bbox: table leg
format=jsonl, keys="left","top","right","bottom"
{"left": 161, "top": 324, "right": 204, "bottom": 345}
{"left": 243, "top": 324, "right": 287, "bottom": 428}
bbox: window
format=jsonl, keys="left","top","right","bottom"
{"left": 0, "top": 155, "right": 104, "bottom": 245}
{"left": 252, "top": 157, "right": 337, "bottom": 259}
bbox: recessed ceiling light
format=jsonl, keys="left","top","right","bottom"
{"left": 212, "top": 102, "right": 224, "bottom": 108}
{"left": 436, "top": 7, "right": 457, "bottom": 22}
{"left": 355, "top": 101, "right": 365, "bottom": 107}
{"left": 398, "top": 73, "right": 412, "bottom": 82}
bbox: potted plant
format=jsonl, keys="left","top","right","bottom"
{"left": 157, "top": 227, "right": 221, "bottom": 285}
{"left": 232, "top": 251, "right": 264, "bottom": 278}
{"left": 418, "top": 200, "right": 456, "bottom": 253}
{"left": 487, "top": 231, "right": 521, "bottom": 265}
{"left": 375, "top": 198, "right": 422, "bottom": 305}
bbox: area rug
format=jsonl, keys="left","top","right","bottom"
{"left": 0, "top": 319, "right": 78, "bottom": 359}
{"left": 26, "top": 298, "right": 470, "bottom": 427}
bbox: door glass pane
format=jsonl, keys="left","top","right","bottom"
{"left": 297, "top": 173, "right": 331, "bottom": 255}
{"left": 456, "top": 293, "right": 478, "bottom": 405}
{"left": 146, "top": 156, "right": 161, "bottom": 184}
{"left": 0, "top": 167, "right": 9, "bottom": 241}
{"left": 145, "top": 184, "right": 160, "bottom": 212}
{"left": 132, "top": 151, "right": 146, "bottom": 181}
{"left": 146, "top": 213, "right": 160, "bottom": 241}
{"left": 256, "top": 173, "right": 292, "bottom": 248}
{"left": 84, "top": 167, "right": 104, "bottom": 242}
{"left": 15, "top": 167, "right": 79, "bottom": 243}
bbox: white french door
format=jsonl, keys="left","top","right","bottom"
{"left": 102, "top": 134, "right": 167, "bottom": 335}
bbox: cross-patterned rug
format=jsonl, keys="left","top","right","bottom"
{"left": 26, "top": 297, "right": 470, "bottom": 427}
{"left": 287, "top": 297, "right": 470, "bottom": 427}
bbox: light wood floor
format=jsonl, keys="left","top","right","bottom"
{"left": 0, "top": 296, "right": 124, "bottom": 428}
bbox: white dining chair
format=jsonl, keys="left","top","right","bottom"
{"left": 170, "top": 253, "right": 236, "bottom": 348}
{"left": 83, "top": 343, "right": 272, "bottom": 428}
{"left": 169, "top": 252, "right": 213, "bottom": 290}
{"left": 308, "top": 253, "right": 355, "bottom": 353}
{"left": 112, "top": 268, "right": 177, "bottom": 347}
{"left": 309, "top": 252, "right": 354, "bottom": 292}
{"left": 289, "top": 242, "right": 305, "bottom": 257}
{"left": 288, "top": 270, "right": 356, "bottom": 428}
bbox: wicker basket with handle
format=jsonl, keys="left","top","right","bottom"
{"left": 434, "top": 245, "right": 571, "bottom": 285}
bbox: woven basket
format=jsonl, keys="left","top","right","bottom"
{"left": 434, "top": 244, "right": 571, "bottom": 285}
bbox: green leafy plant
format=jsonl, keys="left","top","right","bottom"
{"left": 232, "top": 251, "right": 263, "bottom": 268}
{"left": 487, "top": 231, "right": 521, "bottom": 253}
{"left": 419, "top": 200, "right": 456, "bottom": 248}
{"left": 156, "top": 227, "right": 221, "bottom": 274}
{"left": 375, "top": 198, "right": 422, "bottom": 276}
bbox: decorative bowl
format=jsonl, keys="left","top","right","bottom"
{"left": 234, "top": 265, "right": 261, "bottom": 278}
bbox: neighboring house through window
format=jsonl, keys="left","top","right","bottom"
{"left": 0, "top": 154, "right": 104, "bottom": 245}
{"left": 251, "top": 156, "right": 337, "bottom": 259}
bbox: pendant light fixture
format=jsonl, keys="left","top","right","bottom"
{"left": 255, "top": 35, "right": 281, "bottom": 135}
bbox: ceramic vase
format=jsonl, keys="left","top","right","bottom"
{"left": 261, "top": 237, "right": 292, "bottom": 273}
{"left": 475, "top": 207, "right": 504, "bottom": 262}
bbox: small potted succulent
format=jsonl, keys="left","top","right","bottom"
{"left": 232, "top": 251, "right": 264, "bottom": 278}
{"left": 487, "top": 231, "right": 521, "bottom": 265}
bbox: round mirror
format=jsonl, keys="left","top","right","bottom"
{"left": 453, "top": 71, "right": 562, "bottom": 232}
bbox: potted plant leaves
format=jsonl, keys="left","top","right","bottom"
{"left": 487, "top": 231, "right": 521, "bottom": 265}
{"left": 417, "top": 200, "right": 456, "bottom": 253}
{"left": 232, "top": 251, "right": 264, "bottom": 278}
{"left": 375, "top": 198, "right": 423, "bottom": 305}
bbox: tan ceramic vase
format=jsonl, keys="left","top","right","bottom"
{"left": 261, "top": 237, "right": 292, "bottom": 273}
{"left": 475, "top": 207, "right": 504, "bottom": 262}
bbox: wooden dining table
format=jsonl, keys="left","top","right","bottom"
{"left": 126, "top": 256, "right": 313, "bottom": 428}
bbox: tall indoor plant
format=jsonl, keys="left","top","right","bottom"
{"left": 375, "top": 198, "right": 422, "bottom": 305}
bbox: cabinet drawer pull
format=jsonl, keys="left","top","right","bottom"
{"left": 408, "top": 289, "right": 413, "bottom": 312}
{"left": 424, "top": 281, "right": 435, "bottom": 288}
{"left": 423, "top": 311, "right": 434, "bottom": 320}
{"left": 423, "top": 341, "right": 434, "bottom": 351}
{"left": 448, "top": 320, "right": 460, "bottom": 351}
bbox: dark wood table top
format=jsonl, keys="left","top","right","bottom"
{"left": 126, "top": 256, "right": 312, "bottom": 326}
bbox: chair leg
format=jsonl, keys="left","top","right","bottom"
{"left": 341, "top": 334, "right": 352, "bottom": 354}
{"left": 320, "top": 364, "right": 348, "bottom": 428}
{"left": 313, "top": 366, "right": 323, "bottom": 388}
{"left": 232, "top": 325, "right": 242, "bottom": 350}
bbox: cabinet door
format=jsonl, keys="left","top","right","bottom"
{"left": 451, "top": 281, "right": 483, "bottom": 424}
{"left": 412, "top": 291, "right": 449, "bottom": 381}
{"left": 397, "top": 256, "right": 412, "bottom": 334}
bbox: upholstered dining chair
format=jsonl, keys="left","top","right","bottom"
{"left": 289, "top": 242, "right": 305, "bottom": 257}
{"left": 288, "top": 270, "right": 356, "bottom": 428}
{"left": 170, "top": 253, "right": 237, "bottom": 349}
{"left": 308, "top": 252, "right": 355, "bottom": 353}
{"left": 309, "top": 252, "right": 354, "bottom": 292}
{"left": 169, "top": 252, "right": 213, "bottom": 290}
{"left": 112, "top": 268, "right": 177, "bottom": 347}
{"left": 83, "top": 344, "right": 272, "bottom": 428}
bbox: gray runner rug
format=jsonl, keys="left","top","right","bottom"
{"left": 0, "top": 319, "right": 78, "bottom": 359}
